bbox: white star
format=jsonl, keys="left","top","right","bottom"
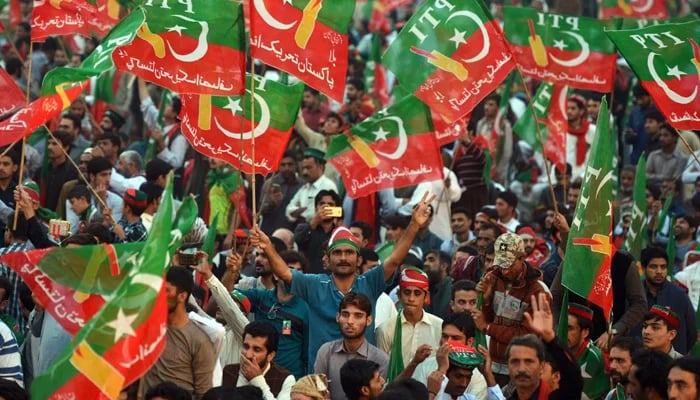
{"left": 666, "top": 65, "right": 686, "bottom": 80}
{"left": 448, "top": 29, "right": 467, "bottom": 48}
{"left": 374, "top": 126, "right": 390, "bottom": 141}
{"left": 165, "top": 24, "right": 186, "bottom": 35}
{"left": 223, "top": 97, "right": 243, "bottom": 116}
{"left": 106, "top": 308, "right": 138, "bottom": 341}
{"left": 553, "top": 39, "right": 567, "bottom": 50}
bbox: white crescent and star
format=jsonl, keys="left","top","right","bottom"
{"left": 375, "top": 116, "right": 407, "bottom": 160}
{"left": 647, "top": 52, "right": 697, "bottom": 104}
{"left": 214, "top": 92, "right": 271, "bottom": 140}
{"left": 106, "top": 308, "right": 138, "bottom": 341}
{"left": 448, "top": 29, "right": 467, "bottom": 48}
{"left": 446, "top": 10, "right": 489, "bottom": 63}
{"left": 254, "top": 0, "right": 297, "bottom": 30}
{"left": 549, "top": 31, "right": 590, "bottom": 67}
{"left": 164, "top": 14, "right": 209, "bottom": 63}
{"left": 373, "top": 126, "right": 390, "bottom": 141}
{"left": 631, "top": 0, "right": 654, "bottom": 13}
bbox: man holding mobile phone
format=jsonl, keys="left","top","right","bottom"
{"left": 294, "top": 189, "right": 343, "bottom": 274}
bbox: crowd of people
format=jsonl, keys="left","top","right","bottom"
{"left": 1, "top": 0, "right": 700, "bottom": 400}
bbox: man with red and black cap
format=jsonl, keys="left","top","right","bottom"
{"left": 642, "top": 305, "right": 684, "bottom": 359}
{"left": 110, "top": 188, "right": 148, "bottom": 243}
{"left": 566, "top": 303, "right": 608, "bottom": 400}
{"left": 377, "top": 267, "right": 443, "bottom": 370}
{"left": 253, "top": 194, "right": 434, "bottom": 371}
{"left": 567, "top": 94, "right": 595, "bottom": 180}
{"left": 516, "top": 226, "right": 549, "bottom": 268}
{"left": 472, "top": 232, "right": 550, "bottom": 385}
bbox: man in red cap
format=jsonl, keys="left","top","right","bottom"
{"left": 376, "top": 267, "right": 443, "bottom": 371}
{"left": 566, "top": 303, "right": 608, "bottom": 400}
{"left": 643, "top": 305, "right": 684, "bottom": 359}
{"left": 516, "top": 226, "right": 549, "bottom": 268}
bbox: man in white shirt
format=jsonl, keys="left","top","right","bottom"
{"left": 495, "top": 191, "right": 520, "bottom": 232}
{"left": 285, "top": 148, "right": 337, "bottom": 226}
{"left": 111, "top": 150, "right": 146, "bottom": 196}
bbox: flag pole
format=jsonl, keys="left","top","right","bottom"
{"left": 250, "top": 60, "right": 257, "bottom": 228}
{"left": 13, "top": 43, "right": 33, "bottom": 229}
{"left": 513, "top": 66, "right": 559, "bottom": 215}
{"left": 677, "top": 131, "right": 700, "bottom": 167}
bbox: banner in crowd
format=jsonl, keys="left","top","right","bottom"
{"left": 250, "top": 0, "right": 355, "bottom": 102}
{"left": 180, "top": 74, "right": 304, "bottom": 175}
{"left": 503, "top": 7, "right": 618, "bottom": 92}
{"left": 0, "top": 66, "right": 29, "bottom": 117}
{"left": 87, "top": 0, "right": 124, "bottom": 39}
{"left": 562, "top": 98, "right": 615, "bottom": 321}
{"left": 513, "top": 82, "right": 569, "bottom": 172}
{"left": 113, "top": 0, "right": 246, "bottom": 96}
{"left": 326, "top": 95, "right": 443, "bottom": 199}
{"left": 382, "top": 0, "right": 514, "bottom": 123}
{"left": 607, "top": 20, "right": 700, "bottom": 130}
{"left": 599, "top": 0, "right": 668, "bottom": 19}
{"left": 31, "top": 0, "right": 94, "bottom": 41}
{"left": 31, "top": 176, "right": 181, "bottom": 400}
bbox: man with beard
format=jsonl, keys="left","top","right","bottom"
{"left": 285, "top": 148, "right": 338, "bottom": 226}
{"left": 260, "top": 151, "right": 303, "bottom": 235}
{"left": 315, "top": 293, "right": 389, "bottom": 400}
{"left": 340, "top": 78, "right": 376, "bottom": 125}
{"left": 254, "top": 195, "right": 434, "bottom": 371}
{"left": 377, "top": 267, "right": 443, "bottom": 373}
{"left": 634, "top": 247, "right": 696, "bottom": 354}
{"left": 566, "top": 303, "right": 608, "bottom": 400}
{"left": 603, "top": 337, "right": 643, "bottom": 400}
{"left": 99, "top": 109, "right": 125, "bottom": 136}
{"left": 423, "top": 250, "right": 453, "bottom": 319}
{"left": 59, "top": 113, "right": 91, "bottom": 164}
{"left": 340, "top": 359, "right": 386, "bottom": 400}
{"left": 44, "top": 132, "right": 78, "bottom": 212}
{"left": 441, "top": 208, "right": 475, "bottom": 257}
{"left": 647, "top": 124, "right": 687, "bottom": 188}
{"left": 476, "top": 94, "right": 513, "bottom": 183}
{"left": 566, "top": 95, "right": 595, "bottom": 180}
{"left": 516, "top": 226, "right": 549, "bottom": 269}
{"left": 667, "top": 357, "right": 700, "bottom": 400}
{"left": 225, "top": 321, "right": 296, "bottom": 398}
{"left": 111, "top": 150, "right": 146, "bottom": 195}
{"left": 96, "top": 133, "right": 121, "bottom": 168}
{"left": 294, "top": 189, "right": 343, "bottom": 274}
{"left": 142, "top": 266, "right": 216, "bottom": 399}
{"left": 300, "top": 86, "right": 330, "bottom": 132}
{"left": 452, "top": 222, "right": 499, "bottom": 282}
{"left": 626, "top": 348, "right": 672, "bottom": 400}
{"left": 671, "top": 215, "right": 699, "bottom": 272}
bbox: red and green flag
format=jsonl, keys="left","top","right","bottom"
{"left": 326, "top": 95, "right": 443, "bottom": 199}
{"left": 180, "top": 75, "right": 304, "bottom": 175}
{"left": 113, "top": 0, "right": 246, "bottom": 96}
{"left": 382, "top": 0, "right": 514, "bottom": 123}
{"left": 0, "top": 65, "right": 27, "bottom": 116}
{"left": 503, "top": 7, "right": 618, "bottom": 92}
{"left": 362, "top": 0, "right": 410, "bottom": 32}
{"left": 606, "top": 20, "right": 700, "bottom": 131}
{"left": 250, "top": 0, "right": 355, "bottom": 102}
{"left": 364, "top": 32, "right": 389, "bottom": 107}
{"left": 432, "top": 110, "right": 467, "bottom": 146}
{"left": 599, "top": 0, "right": 668, "bottom": 19}
{"left": 30, "top": 176, "right": 180, "bottom": 400}
{"left": 91, "top": 67, "right": 123, "bottom": 123}
{"left": 621, "top": 154, "right": 647, "bottom": 261}
{"left": 513, "top": 81, "right": 569, "bottom": 172}
{"left": 86, "top": 0, "right": 124, "bottom": 39}
{"left": 617, "top": 14, "right": 698, "bottom": 30}
{"left": 31, "top": 0, "right": 95, "bottom": 42}
{"left": 562, "top": 98, "right": 615, "bottom": 321}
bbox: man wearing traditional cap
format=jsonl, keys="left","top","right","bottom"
{"left": 471, "top": 233, "right": 550, "bottom": 384}
{"left": 291, "top": 374, "right": 331, "bottom": 400}
{"left": 111, "top": 188, "right": 148, "bottom": 243}
{"left": 516, "top": 226, "right": 549, "bottom": 269}
{"left": 377, "top": 267, "right": 443, "bottom": 371}
{"left": 253, "top": 194, "right": 434, "bottom": 371}
{"left": 285, "top": 148, "right": 338, "bottom": 227}
{"left": 100, "top": 109, "right": 125, "bottom": 136}
{"left": 427, "top": 341, "right": 503, "bottom": 400}
{"left": 566, "top": 303, "right": 608, "bottom": 400}
{"left": 642, "top": 305, "right": 684, "bottom": 359}
{"left": 566, "top": 94, "right": 595, "bottom": 179}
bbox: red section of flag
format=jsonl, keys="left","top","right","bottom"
{"left": 31, "top": 0, "right": 94, "bottom": 42}
{"left": 644, "top": 74, "right": 700, "bottom": 131}
{"left": 86, "top": 0, "right": 121, "bottom": 39}
{"left": 0, "top": 67, "right": 28, "bottom": 117}
{"left": 432, "top": 110, "right": 467, "bottom": 146}
{"left": 600, "top": 0, "right": 668, "bottom": 19}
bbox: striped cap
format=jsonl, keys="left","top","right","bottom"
{"left": 568, "top": 303, "right": 594, "bottom": 322}
{"left": 327, "top": 226, "right": 360, "bottom": 254}
{"left": 650, "top": 305, "right": 680, "bottom": 329}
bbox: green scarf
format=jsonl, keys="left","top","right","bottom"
{"left": 207, "top": 168, "right": 241, "bottom": 197}
{"left": 386, "top": 305, "right": 404, "bottom": 383}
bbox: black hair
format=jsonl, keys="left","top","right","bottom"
{"left": 346, "top": 77, "right": 365, "bottom": 92}
{"left": 452, "top": 279, "right": 477, "bottom": 299}
{"left": 85, "top": 223, "right": 114, "bottom": 244}
{"left": 61, "top": 233, "right": 99, "bottom": 247}
{"left": 202, "top": 387, "right": 240, "bottom": 400}
{"left": 87, "top": 156, "right": 113, "bottom": 176}
{"left": 632, "top": 83, "right": 648, "bottom": 97}
{"left": 496, "top": 190, "right": 518, "bottom": 208}
{"left": 4, "top": 57, "right": 22, "bottom": 76}
{"left": 166, "top": 266, "right": 195, "bottom": 297}
{"left": 97, "top": 132, "right": 121, "bottom": 147}
{"left": 0, "top": 276, "right": 11, "bottom": 302}
{"left": 144, "top": 381, "right": 192, "bottom": 400}
{"left": 644, "top": 108, "right": 665, "bottom": 123}
{"left": 669, "top": 356, "right": 700, "bottom": 393}
{"left": 630, "top": 349, "right": 672, "bottom": 397}
{"left": 610, "top": 336, "right": 643, "bottom": 355}
{"left": 641, "top": 246, "right": 668, "bottom": 267}
{"left": 145, "top": 158, "right": 174, "bottom": 183}
{"left": 67, "top": 185, "right": 91, "bottom": 202}
{"left": 140, "top": 181, "right": 164, "bottom": 205}
{"left": 451, "top": 207, "right": 472, "bottom": 219}
{"left": 51, "top": 130, "right": 74, "bottom": 149}
{"left": 677, "top": 214, "right": 699, "bottom": 232}
{"left": 349, "top": 221, "right": 373, "bottom": 242}
{"left": 280, "top": 250, "right": 308, "bottom": 272}
{"left": 18, "top": 282, "right": 33, "bottom": 313}
{"left": 339, "top": 292, "right": 372, "bottom": 316}
{"left": 60, "top": 113, "right": 82, "bottom": 131}
{"left": 314, "top": 189, "right": 341, "bottom": 208}
{"left": 380, "top": 378, "right": 429, "bottom": 400}
{"left": 6, "top": 212, "right": 27, "bottom": 241}
{"left": 443, "top": 311, "right": 476, "bottom": 340}
{"left": 383, "top": 214, "right": 409, "bottom": 229}
{"left": 506, "top": 334, "right": 545, "bottom": 362}
{"left": 340, "top": 359, "right": 380, "bottom": 400}
{"left": 243, "top": 320, "right": 279, "bottom": 353}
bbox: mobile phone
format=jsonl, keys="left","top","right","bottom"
{"left": 179, "top": 247, "right": 200, "bottom": 266}
{"left": 328, "top": 206, "right": 343, "bottom": 218}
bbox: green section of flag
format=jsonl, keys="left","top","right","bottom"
{"left": 291, "top": 0, "right": 356, "bottom": 34}
{"left": 667, "top": 216, "right": 677, "bottom": 279}
{"left": 386, "top": 305, "right": 404, "bottom": 383}
{"left": 202, "top": 214, "right": 218, "bottom": 264}
{"left": 514, "top": 81, "right": 555, "bottom": 151}
{"left": 326, "top": 95, "right": 433, "bottom": 158}
{"left": 364, "top": 32, "right": 382, "bottom": 98}
{"left": 621, "top": 154, "right": 647, "bottom": 260}
{"left": 606, "top": 20, "right": 700, "bottom": 82}
{"left": 561, "top": 98, "right": 615, "bottom": 316}
{"left": 557, "top": 289, "right": 569, "bottom": 343}
{"left": 503, "top": 7, "right": 617, "bottom": 53}
{"left": 94, "top": 68, "right": 117, "bottom": 106}
{"left": 658, "top": 194, "right": 673, "bottom": 235}
{"left": 41, "top": 8, "right": 145, "bottom": 95}
{"left": 617, "top": 14, "right": 698, "bottom": 30}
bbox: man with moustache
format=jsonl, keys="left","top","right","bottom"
{"left": 604, "top": 337, "right": 643, "bottom": 400}
{"left": 285, "top": 148, "right": 337, "bottom": 227}
{"left": 315, "top": 293, "right": 389, "bottom": 400}
{"left": 423, "top": 250, "right": 454, "bottom": 319}
{"left": 294, "top": 189, "right": 343, "bottom": 274}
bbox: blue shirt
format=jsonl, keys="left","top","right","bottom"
{"left": 289, "top": 265, "right": 389, "bottom": 369}
{"left": 239, "top": 287, "right": 309, "bottom": 378}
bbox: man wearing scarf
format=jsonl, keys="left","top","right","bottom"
{"left": 566, "top": 303, "right": 608, "bottom": 400}
{"left": 207, "top": 158, "right": 251, "bottom": 235}
{"left": 566, "top": 95, "right": 595, "bottom": 180}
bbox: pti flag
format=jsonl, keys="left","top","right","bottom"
{"left": 31, "top": 176, "right": 182, "bottom": 400}
{"left": 0, "top": 66, "right": 28, "bottom": 116}
{"left": 326, "top": 95, "right": 443, "bottom": 199}
{"left": 86, "top": 0, "right": 123, "bottom": 39}
{"left": 432, "top": 110, "right": 467, "bottom": 146}
{"left": 503, "top": 7, "right": 618, "bottom": 92}
{"left": 382, "top": 0, "right": 514, "bottom": 122}
{"left": 599, "top": 0, "right": 668, "bottom": 19}
{"left": 513, "top": 82, "right": 569, "bottom": 172}
{"left": 607, "top": 20, "right": 700, "bottom": 130}
{"left": 364, "top": 32, "right": 389, "bottom": 107}
{"left": 113, "top": 0, "right": 246, "bottom": 95}
{"left": 621, "top": 154, "right": 648, "bottom": 261}
{"left": 180, "top": 75, "right": 304, "bottom": 175}
{"left": 562, "top": 98, "right": 615, "bottom": 321}
{"left": 250, "top": 0, "right": 355, "bottom": 102}
{"left": 31, "top": 0, "right": 94, "bottom": 42}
